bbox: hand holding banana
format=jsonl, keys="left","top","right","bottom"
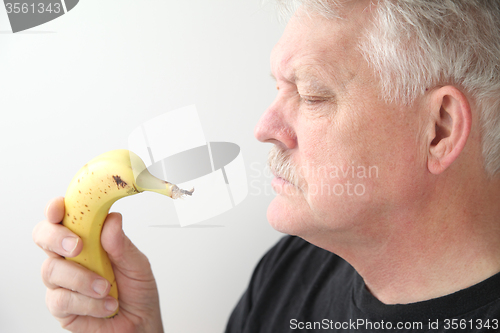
{"left": 61, "top": 149, "right": 193, "bottom": 318}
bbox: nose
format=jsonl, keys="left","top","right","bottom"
{"left": 254, "top": 97, "right": 297, "bottom": 150}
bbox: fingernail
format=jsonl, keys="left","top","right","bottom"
{"left": 105, "top": 298, "right": 118, "bottom": 311}
{"left": 62, "top": 237, "right": 78, "bottom": 254}
{"left": 92, "top": 279, "right": 108, "bottom": 296}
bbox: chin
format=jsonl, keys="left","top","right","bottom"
{"left": 266, "top": 196, "right": 309, "bottom": 236}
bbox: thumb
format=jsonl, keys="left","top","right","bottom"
{"left": 101, "top": 212, "right": 153, "bottom": 280}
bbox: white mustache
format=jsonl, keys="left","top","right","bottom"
{"left": 267, "top": 145, "right": 300, "bottom": 187}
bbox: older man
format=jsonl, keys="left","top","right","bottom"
{"left": 34, "top": 0, "right": 500, "bottom": 332}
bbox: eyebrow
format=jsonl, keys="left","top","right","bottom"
{"left": 271, "top": 71, "right": 335, "bottom": 95}
{"left": 297, "top": 72, "right": 334, "bottom": 94}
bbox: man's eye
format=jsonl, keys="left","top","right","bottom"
{"left": 300, "top": 95, "right": 325, "bottom": 105}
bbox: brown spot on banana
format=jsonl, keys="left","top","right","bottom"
{"left": 112, "top": 175, "right": 127, "bottom": 189}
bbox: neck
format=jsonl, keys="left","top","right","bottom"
{"left": 307, "top": 175, "right": 500, "bottom": 305}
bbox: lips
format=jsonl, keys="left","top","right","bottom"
{"left": 271, "top": 168, "right": 296, "bottom": 186}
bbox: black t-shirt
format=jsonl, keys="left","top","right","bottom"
{"left": 225, "top": 236, "right": 500, "bottom": 332}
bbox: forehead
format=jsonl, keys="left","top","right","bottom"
{"left": 270, "top": 7, "right": 371, "bottom": 84}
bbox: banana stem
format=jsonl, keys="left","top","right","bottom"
{"left": 171, "top": 185, "right": 195, "bottom": 199}
{"left": 135, "top": 169, "right": 194, "bottom": 198}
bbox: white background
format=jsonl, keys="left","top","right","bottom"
{"left": 0, "top": 1, "right": 285, "bottom": 332}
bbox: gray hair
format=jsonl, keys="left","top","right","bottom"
{"left": 274, "top": 0, "right": 500, "bottom": 177}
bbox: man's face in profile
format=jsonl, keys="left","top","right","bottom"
{"left": 254, "top": 3, "right": 430, "bottom": 243}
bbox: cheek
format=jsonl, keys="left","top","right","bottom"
{"left": 302, "top": 163, "right": 379, "bottom": 224}
{"left": 293, "top": 109, "right": 399, "bottom": 225}
{"left": 350, "top": 124, "right": 427, "bottom": 210}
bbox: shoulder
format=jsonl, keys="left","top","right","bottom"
{"left": 262, "top": 235, "right": 342, "bottom": 265}
{"left": 225, "top": 235, "right": 355, "bottom": 332}
{"left": 250, "top": 235, "right": 349, "bottom": 292}
{"left": 258, "top": 235, "right": 326, "bottom": 270}
{"left": 261, "top": 235, "right": 314, "bottom": 262}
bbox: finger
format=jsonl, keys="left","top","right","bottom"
{"left": 42, "top": 257, "right": 111, "bottom": 299}
{"left": 46, "top": 288, "right": 119, "bottom": 319}
{"left": 33, "top": 220, "right": 82, "bottom": 258}
{"left": 42, "top": 248, "right": 65, "bottom": 259}
{"left": 101, "top": 212, "right": 153, "bottom": 279}
{"left": 44, "top": 197, "right": 65, "bottom": 223}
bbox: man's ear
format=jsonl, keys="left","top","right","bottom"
{"left": 427, "top": 86, "right": 472, "bottom": 175}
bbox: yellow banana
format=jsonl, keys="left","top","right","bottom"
{"left": 61, "top": 149, "right": 193, "bottom": 318}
